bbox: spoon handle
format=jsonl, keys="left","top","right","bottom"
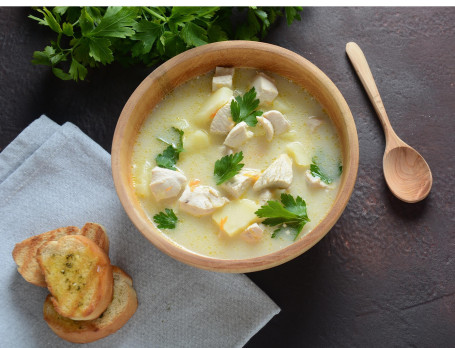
{"left": 345, "top": 42, "right": 398, "bottom": 145}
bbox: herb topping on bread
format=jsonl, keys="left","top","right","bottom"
{"left": 37, "top": 235, "right": 113, "bottom": 321}
{"left": 12, "top": 223, "right": 109, "bottom": 287}
{"left": 43, "top": 266, "right": 138, "bottom": 343}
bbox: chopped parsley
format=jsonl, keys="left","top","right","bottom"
{"left": 214, "top": 151, "right": 244, "bottom": 185}
{"left": 155, "top": 127, "right": 184, "bottom": 170}
{"left": 255, "top": 193, "right": 310, "bottom": 240}
{"left": 309, "top": 156, "right": 333, "bottom": 185}
{"left": 230, "top": 87, "right": 263, "bottom": 127}
{"left": 153, "top": 208, "right": 178, "bottom": 229}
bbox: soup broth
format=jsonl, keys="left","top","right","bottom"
{"left": 132, "top": 68, "right": 342, "bottom": 259}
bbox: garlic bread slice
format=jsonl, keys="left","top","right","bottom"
{"left": 43, "top": 266, "right": 137, "bottom": 343}
{"left": 37, "top": 235, "right": 113, "bottom": 320}
{"left": 12, "top": 223, "right": 109, "bottom": 287}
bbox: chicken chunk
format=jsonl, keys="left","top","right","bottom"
{"left": 221, "top": 168, "right": 261, "bottom": 199}
{"left": 307, "top": 116, "right": 323, "bottom": 132}
{"left": 251, "top": 72, "right": 278, "bottom": 105}
{"left": 256, "top": 116, "right": 274, "bottom": 141}
{"left": 210, "top": 98, "right": 235, "bottom": 135}
{"left": 263, "top": 110, "right": 290, "bottom": 135}
{"left": 253, "top": 154, "right": 293, "bottom": 191}
{"left": 212, "top": 67, "right": 235, "bottom": 91}
{"left": 305, "top": 170, "right": 330, "bottom": 188}
{"left": 258, "top": 189, "right": 273, "bottom": 205}
{"left": 224, "top": 121, "right": 254, "bottom": 149}
{"left": 212, "top": 75, "right": 233, "bottom": 92}
{"left": 149, "top": 167, "right": 187, "bottom": 202}
{"left": 215, "top": 67, "right": 235, "bottom": 76}
{"left": 179, "top": 184, "right": 229, "bottom": 216}
{"left": 221, "top": 145, "right": 234, "bottom": 156}
{"left": 241, "top": 223, "right": 264, "bottom": 243}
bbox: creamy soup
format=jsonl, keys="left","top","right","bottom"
{"left": 132, "top": 68, "right": 342, "bottom": 259}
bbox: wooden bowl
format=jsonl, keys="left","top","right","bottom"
{"left": 112, "top": 41, "right": 359, "bottom": 273}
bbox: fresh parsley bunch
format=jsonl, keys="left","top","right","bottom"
{"left": 29, "top": 6, "right": 302, "bottom": 81}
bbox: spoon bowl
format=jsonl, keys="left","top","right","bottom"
{"left": 346, "top": 41, "right": 433, "bottom": 203}
{"left": 383, "top": 145, "right": 432, "bottom": 203}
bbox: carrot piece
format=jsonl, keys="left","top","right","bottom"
{"left": 209, "top": 105, "right": 223, "bottom": 119}
{"left": 189, "top": 179, "right": 201, "bottom": 192}
{"left": 243, "top": 173, "right": 260, "bottom": 182}
{"left": 219, "top": 216, "right": 228, "bottom": 232}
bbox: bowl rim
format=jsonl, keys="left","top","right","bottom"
{"left": 112, "top": 40, "right": 359, "bottom": 273}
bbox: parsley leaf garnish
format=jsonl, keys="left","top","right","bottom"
{"left": 230, "top": 87, "right": 263, "bottom": 127}
{"left": 214, "top": 151, "right": 245, "bottom": 185}
{"left": 309, "top": 157, "right": 333, "bottom": 185}
{"left": 255, "top": 193, "right": 310, "bottom": 240}
{"left": 153, "top": 208, "right": 178, "bottom": 229}
{"left": 156, "top": 127, "right": 184, "bottom": 170}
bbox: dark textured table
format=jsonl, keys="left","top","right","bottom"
{"left": 1, "top": 7, "right": 454, "bottom": 347}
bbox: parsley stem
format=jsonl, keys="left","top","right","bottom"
{"left": 69, "top": 38, "right": 81, "bottom": 51}
{"left": 56, "top": 32, "right": 63, "bottom": 51}
{"left": 142, "top": 7, "right": 166, "bottom": 22}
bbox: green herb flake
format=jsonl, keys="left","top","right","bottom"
{"left": 214, "top": 151, "right": 245, "bottom": 185}
{"left": 255, "top": 193, "right": 310, "bottom": 241}
{"left": 153, "top": 208, "right": 178, "bottom": 229}
{"left": 309, "top": 157, "right": 333, "bottom": 185}
{"left": 155, "top": 127, "right": 184, "bottom": 170}
{"left": 230, "top": 87, "right": 263, "bottom": 127}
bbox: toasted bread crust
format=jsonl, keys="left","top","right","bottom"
{"left": 12, "top": 223, "right": 109, "bottom": 287}
{"left": 80, "top": 223, "right": 110, "bottom": 254}
{"left": 12, "top": 226, "right": 81, "bottom": 287}
{"left": 43, "top": 266, "right": 138, "bottom": 343}
{"left": 37, "top": 235, "right": 113, "bottom": 321}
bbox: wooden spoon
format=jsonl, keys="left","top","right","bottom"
{"left": 346, "top": 42, "right": 432, "bottom": 203}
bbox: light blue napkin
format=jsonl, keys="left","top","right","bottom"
{"left": 0, "top": 115, "right": 279, "bottom": 347}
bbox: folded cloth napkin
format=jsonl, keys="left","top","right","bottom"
{"left": 0, "top": 116, "right": 279, "bottom": 347}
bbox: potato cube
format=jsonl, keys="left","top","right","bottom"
{"left": 195, "top": 87, "right": 233, "bottom": 126}
{"left": 272, "top": 97, "right": 292, "bottom": 114}
{"left": 212, "top": 199, "right": 260, "bottom": 237}
{"left": 184, "top": 130, "right": 210, "bottom": 151}
{"left": 280, "top": 130, "right": 297, "bottom": 141}
{"left": 286, "top": 142, "right": 311, "bottom": 167}
{"left": 133, "top": 160, "right": 153, "bottom": 197}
